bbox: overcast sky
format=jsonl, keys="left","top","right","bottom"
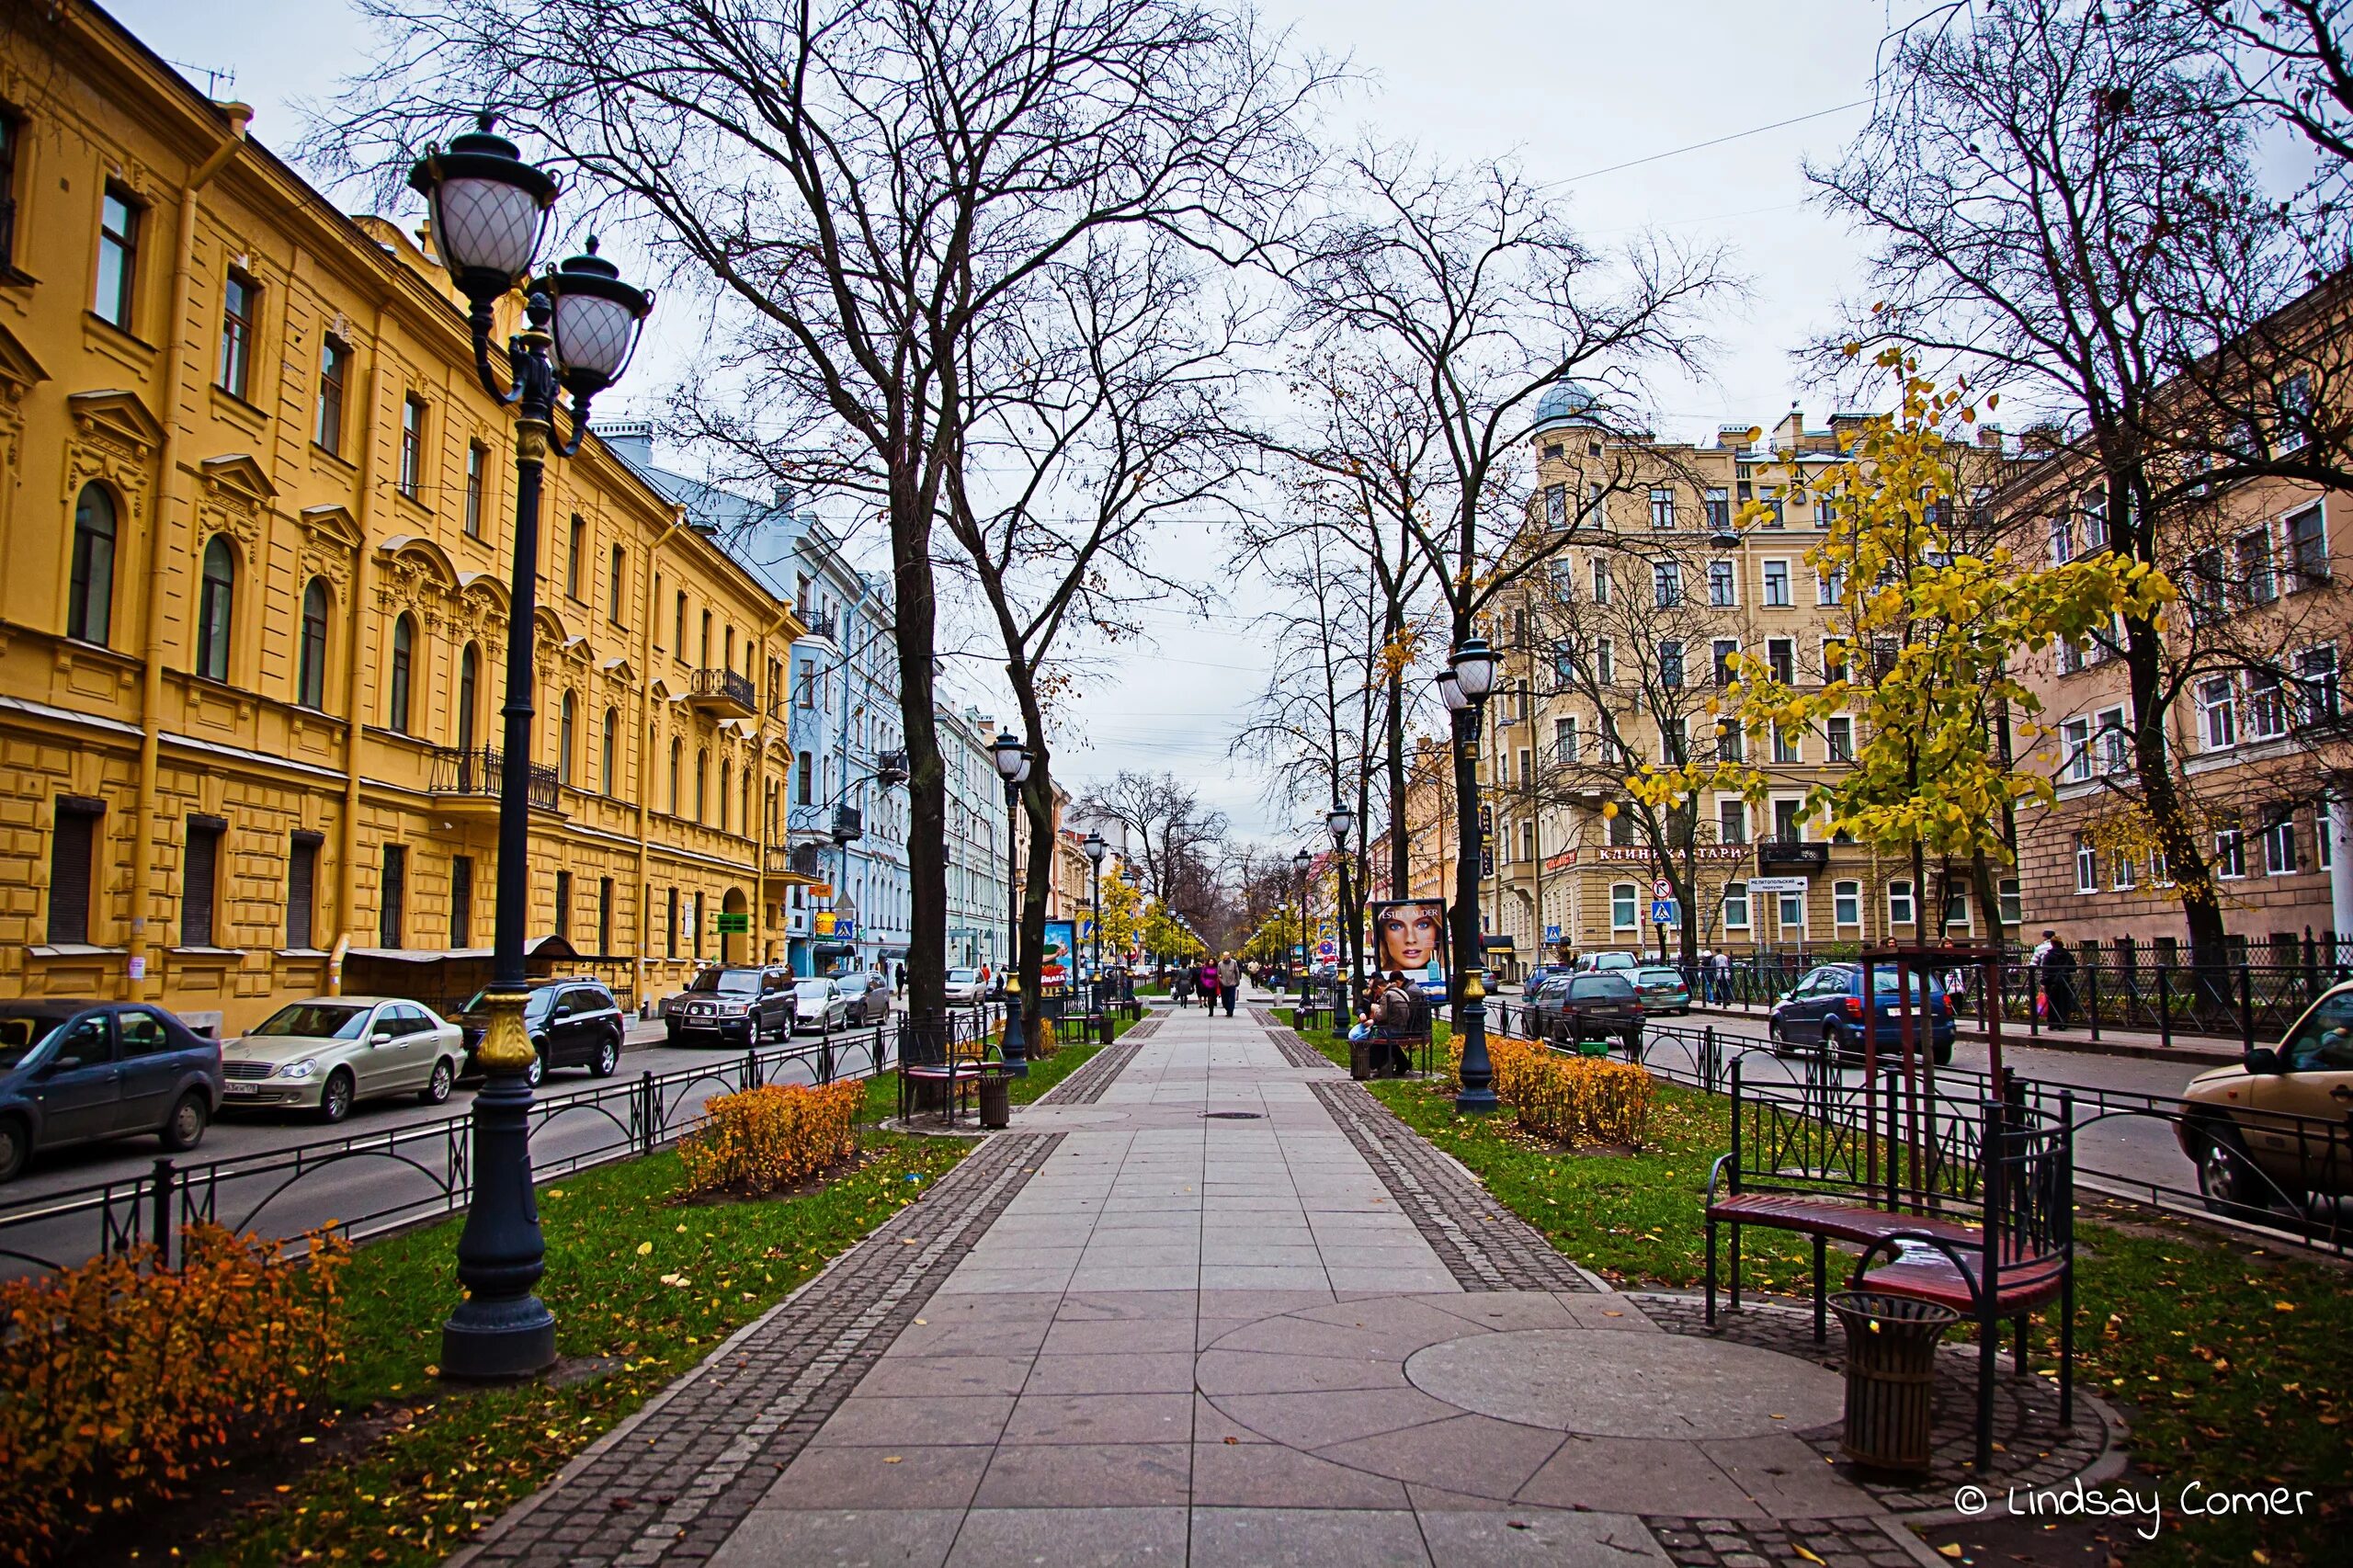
{"left": 115, "top": 0, "right": 1903, "bottom": 846}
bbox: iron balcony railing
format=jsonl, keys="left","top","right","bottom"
{"left": 427, "top": 745, "right": 560, "bottom": 811}
{"left": 691, "top": 666, "right": 756, "bottom": 710}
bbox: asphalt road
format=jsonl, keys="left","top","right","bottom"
{"left": 0, "top": 1017, "right": 896, "bottom": 1276}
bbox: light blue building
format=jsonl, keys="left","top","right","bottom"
{"left": 594, "top": 421, "right": 910, "bottom": 978}
{"left": 938, "top": 702, "right": 1009, "bottom": 971}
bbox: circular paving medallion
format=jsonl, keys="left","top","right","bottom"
{"left": 1404, "top": 1327, "right": 1844, "bottom": 1439}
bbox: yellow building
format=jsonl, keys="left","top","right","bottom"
{"left": 0, "top": 4, "right": 807, "bottom": 1033}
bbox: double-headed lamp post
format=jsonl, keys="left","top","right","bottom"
{"left": 1327, "top": 802, "right": 1357, "bottom": 1026}
{"left": 409, "top": 119, "right": 652, "bottom": 1380}
{"left": 1291, "top": 846, "right": 1312, "bottom": 1001}
{"left": 1082, "top": 831, "right": 1107, "bottom": 1000}
{"left": 1439, "top": 635, "right": 1501, "bottom": 1115}
{"left": 990, "top": 730, "right": 1033, "bottom": 1074}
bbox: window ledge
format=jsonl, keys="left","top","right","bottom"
{"left": 168, "top": 946, "right": 244, "bottom": 958}
{"left": 208, "top": 384, "right": 268, "bottom": 432}
{"left": 277, "top": 948, "right": 329, "bottom": 959}
{"left": 27, "top": 943, "right": 127, "bottom": 959}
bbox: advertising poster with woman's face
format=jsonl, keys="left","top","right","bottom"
{"left": 1371, "top": 900, "right": 1448, "bottom": 979}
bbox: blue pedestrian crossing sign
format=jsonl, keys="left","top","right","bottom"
{"left": 1651, "top": 899, "right": 1679, "bottom": 926}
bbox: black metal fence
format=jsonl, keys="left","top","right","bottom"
{"left": 0, "top": 1009, "right": 1000, "bottom": 1280}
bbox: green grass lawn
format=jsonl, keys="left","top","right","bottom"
{"left": 1278, "top": 1012, "right": 2352, "bottom": 1565}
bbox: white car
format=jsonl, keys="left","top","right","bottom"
{"left": 1573, "top": 951, "right": 1642, "bottom": 974}
{"left": 943, "top": 968, "right": 988, "bottom": 1006}
{"left": 792, "top": 978, "right": 850, "bottom": 1033}
{"left": 220, "top": 997, "right": 467, "bottom": 1122}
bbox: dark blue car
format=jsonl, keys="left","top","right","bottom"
{"left": 1767, "top": 964, "right": 1955, "bottom": 1065}
{"left": 0, "top": 1002, "right": 223, "bottom": 1181}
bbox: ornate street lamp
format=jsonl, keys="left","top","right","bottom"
{"left": 1293, "top": 846, "right": 1313, "bottom": 1003}
{"left": 1439, "top": 637, "right": 1502, "bottom": 1115}
{"left": 1082, "top": 830, "right": 1107, "bottom": 1002}
{"left": 991, "top": 730, "right": 1033, "bottom": 1074}
{"left": 1327, "top": 802, "right": 1358, "bottom": 1028}
{"left": 411, "top": 118, "right": 651, "bottom": 1381}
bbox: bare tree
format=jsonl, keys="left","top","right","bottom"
{"left": 314, "top": 0, "right": 1324, "bottom": 1020}
{"left": 1078, "top": 770, "right": 1230, "bottom": 926}
{"left": 1288, "top": 145, "right": 1731, "bottom": 983}
{"left": 1813, "top": 0, "right": 2295, "bottom": 970}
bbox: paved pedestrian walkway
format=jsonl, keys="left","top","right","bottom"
{"left": 462, "top": 993, "right": 2112, "bottom": 1568}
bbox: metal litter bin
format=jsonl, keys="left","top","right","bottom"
{"left": 1348, "top": 1032, "right": 1372, "bottom": 1081}
{"left": 1828, "top": 1291, "right": 1958, "bottom": 1478}
{"left": 978, "top": 1074, "right": 1011, "bottom": 1129}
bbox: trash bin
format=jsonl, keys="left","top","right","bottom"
{"left": 1828, "top": 1290, "right": 1958, "bottom": 1478}
{"left": 1348, "top": 1031, "right": 1372, "bottom": 1081}
{"left": 978, "top": 1074, "right": 1011, "bottom": 1129}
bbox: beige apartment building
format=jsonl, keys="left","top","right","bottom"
{"left": 0, "top": 5, "right": 810, "bottom": 1033}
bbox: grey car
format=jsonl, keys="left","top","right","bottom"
{"left": 845, "top": 971, "right": 893, "bottom": 1026}
{"left": 0, "top": 1003, "right": 222, "bottom": 1181}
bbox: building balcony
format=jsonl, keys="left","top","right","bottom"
{"left": 1754, "top": 836, "right": 1829, "bottom": 871}
{"left": 688, "top": 666, "right": 757, "bottom": 718}
{"left": 764, "top": 843, "right": 827, "bottom": 887}
{"left": 426, "top": 745, "right": 560, "bottom": 816}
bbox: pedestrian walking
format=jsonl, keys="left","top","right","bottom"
{"left": 2033, "top": 929, "right": 2078, "bottom": 1028}
{"left": 1199, "top": 957, "right": 1222, "bottom": 1013}
{"left": 1711, "top": 949, "right": 1732, "bottom": 1006}
{"left": 894, "top": 960, "right": 906, "bottom": 994}
{"left": 1218, "top": 953, "right": 1241, "bottom": 1016}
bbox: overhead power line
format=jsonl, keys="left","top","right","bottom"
{"left": 1559, "top": 97, "right": 1873, "bottom": 187}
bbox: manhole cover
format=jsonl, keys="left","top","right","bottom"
{"left": 1202, "top": 1111, "right": 1265, "bottom": 1119}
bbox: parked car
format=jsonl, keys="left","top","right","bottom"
{"left": 2178, "top": 982, "right": 2353, "bottom": 1216}
{"left": 845, "top": 971, "right": 893, "bottom": 1025}
{"left": 459, "top": 979, "right": 629, "bottom": 1085}
{"left": 1520, "top": 964, "right": 1568, "bottom": 994}
{"left": 664, "top": 967, "right": 793, "bottom": 1051}
{"left": 793, "top": 977, "right": 851, "bottom": 1033}
{"left": 223, "top": 997, "right": 466, "bottom": 1122}
{"left": 0, "top": 1002, "right": 222, "bottom": 1180}
{"left": 1632, "top": 966, "right": 1692, "bottom": 1017}
{"left": 944, "top": 968, "right": 988, "bottom": 1006}
{"left": 1572, "top": 951, "right": 1642, "bottom": 974}
{"left": 1767, "top": 964, "right": 1955, "bottom": 1065}
{"left": 1544, "top": 973, "right": 1646, "bottom": 1056}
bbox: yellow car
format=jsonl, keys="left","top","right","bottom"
{"left": 2177, "top": 982, "right": 2353, "bottom": 1216}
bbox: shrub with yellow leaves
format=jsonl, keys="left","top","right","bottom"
{"left": 0, "top": 1223, "right": 349, "bottom": 1564}
{"left": 676, "top": 1080, "right": 864, "bottom": 1197}
{"left": 1448, "top": 1034, "right": 1656, "bottom": 1149}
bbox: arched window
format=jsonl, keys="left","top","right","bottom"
{"left": 68, "top": 484, "right": 117, "bottom": 645}
{"left": 458, "top": 643, "right": 480, "bottom": 753}
{"left": 602, "top": 709, "right": 619, "bottom": 795}
{"left": 297, "top": 578, "right": 330, "bottom": 708}
{"left": 669, "top": 737, "right": 682, "bottom": 814}
{"left": 720, "top": 758, "right": 733, "bottom": 832}
{"left": 695, "top": 749, "right": 708, "bottom": 822}
{"left": 196, "top": 536, "right": 234, "bottom": 681}
{"left": 388, "top": 614, "right": 415, "bottom": 732}
{"left": 743, "top": 767, "right": 753, "bottom": 836}
{"left": 559, "top": 691, "right": 576, "bottom": 785}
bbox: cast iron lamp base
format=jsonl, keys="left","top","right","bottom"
{"left": 441, "top": 988, "right": 556, "bottom": 1380}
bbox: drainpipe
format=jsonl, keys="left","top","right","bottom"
{"left": 126, "top": 103, "right": 249, "bottom": 1001}
{"left": 756, "top": 599, "right": 793, "bottom": 966}
{"left": 2331, "top": 792, "right": 2353, "bottom": 972}
{"left": 638, "top": 511, "right": 686, "bottom": 1008}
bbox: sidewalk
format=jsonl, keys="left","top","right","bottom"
{"left": 458, "top": 993, "right": 2113, "bottom": 1568}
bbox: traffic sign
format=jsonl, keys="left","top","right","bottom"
{"left": 1652, "top": 878, "right": 1674, "bottom": 900}
{"left": 1543, "top": 924, "right": 1561, "bottom": 942}
{"left": 1651, "top": 899, "right": 1680, "bottom": 926}
{"left": 1747, "top": 876, "right": 1810, "bottom": 893}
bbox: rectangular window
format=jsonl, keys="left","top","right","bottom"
{"left": 1595, "top": 639, "right": 1614, "bottom": 685}
{"left": 1944, "top": 886, "right": 1971, "bottom": 928}
{"left": 1762, "top": 560, "right": 1790, "bottom": 607}
{"left": 1834, "top": 881, "right": 1859, "bottom": 927}
{"left": 2097, "top": 707, "right": 2131, "bottom": 774}
{"left": 1711, "top": 639, "right": 1739, "bottom": 687}
{"left": 286, "top": 832, "right": 321, "bottom": 950}
{"left": 182, "top": 814, "right": 226, "bottom": 948}
{"left": 1518, "top": 821, "right": 1534, "bottom": 864}
{"left": 1822, "top": 639, "right": 1847, "bottom": 683}
{"left": 398, "top": 396, "right": 426, "bottom": 499}
{"left": 0, "top": 110, "right": 18, "bottom": 273}
{"left": 1815, "top": 565, "right": 1844, "bottom": 607}
{"left": 2299, "top": 644, "right": 2339, "bottom": 725}
{"left": 2062, "top": 717, "right": 2092, "bottom": 782}
{"left": 2290, "top": 506, "right": 2327, "bottom": 585}
{"left": 1718, "top": 720, "right": 1744, "bottom": 763}
{"left": 464, "top": 443, "right": 485, "bottom": 536}
{"left": 1826, "top": 715, "right": 1853, "bottom": 763}
{"left": 1543, "top": 483, "right": 1566, "bottom": 529}
{"left": 450, "top": 854, "right": 474, "bottom": 948}
{"left": 608, "top": 544, "right": 627, "bottom": 625}
{"left": 1761, "top": 487, "right": 1785, "bottom": 528}
{"left": 2321, "top": 800, "right": 2336, "bottom": 871}
{"left": 1778, "top": 890, "right": 1803, "bottom": 929}
{"left": 1581, "top": 482, "right": 1606, "bottom": 527}
{"left": 674, "top": 590, "right": 688, "bottom": 653}
{"left": 666, "top": 886, "right": 680, "bottom": 959}
{"left": 1591, "top": 559, "right": 1611, "bottom": 604}
{"left": 1708, "top": 559, "right": 1735, "bottom": 607}
{"left": 2049, "top": 514, "right": 2073, "bottom": 565}
{"left": 1773, "top": 798, "right": 1802, "bottom": 840}
{"left": 2079, "top": 490, "right": 2109, "bottom": 552}
{"left": 1653, "top": 560, "right": 1681, "bottom": 607}
{"left": 47, "top": 798, "right": 101, "bottom": 945}
{"left": 1815, "top": 495, "right": 1836, "bottom": 528}
{"left": 1722, "top": 881, "right": 1749, "bottom": 928}
{"left": 1704, "top": 488, "right": 1729, "bottom": 536}
{"left": 1885, "top": 878, "right": 1917, "bottom": 926}
{"left": 1659, "top": 641, "right": 1683, "bottom": 687}
{"left": 95, "top": 186, "right": 139, "bottom": 328}
{"left": 1649, "top": 488, "right": 1676, "bottom": 529}
{"left": 1717, "top": 798, "right": 1746, "bottom": 845}
{"left": 1661, "top": 718, "right": 1687, "bottom": 764}
{"left": 2239, "top": 528, "right": 2276, "bottom": 604}
{"left": 316, "top": 338, "right": 349, "bottom": 455}
{"left": 2262, "top": 806, "right": 2298, "bottom": 875}
{"left": 796, "top": 751, "right": 813, "bottom": 805}
{"left": 2200, "top": 676, "right": 2236, "bottom": 751}
{"left": 554, "top": 869, "right": 573, "bottom": 940}
{"left": 2247, "top": 668, "right": 2290, "bottom": 741}
{"left": 379, "top": 842, "right": 406, "bottom": 947}
{"left": 1999, "top": 877, "right": 2022, "bottom": 926}
{"left": 2112, "top": 847, "right": 2137, "bottom": 890}
{"left": 1555, "top": 716, "right": 1577, "bottom": 764}
{"left": 692, "top": 891, "right": 704, "bottom": 959}
{"left": 1771, "top": 723, "right": 1800, "bottom": 765}
{"left": 598, "top": 877, "right": 615, "bottom": 955}
{"left": 568, "top": 516, "right": 586, "bottom": 599}
{"left": 1767, "top": 638, "right": 1795, "bottom": 685}
{"left": 2215, "top": 823, "right": 2245, "bottom": 880}
{"left": 2075, "top": 834, "right": 2097, "bottom": 892}
{"left": 218, "top": 273, "right": 256, "bottom": 398}
{"left": 1611, "top": 884, "right": 1637, "bottom": 931}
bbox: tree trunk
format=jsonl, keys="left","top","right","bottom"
{"left": 891, "top": 493, "right": 949, "bottom": 1021}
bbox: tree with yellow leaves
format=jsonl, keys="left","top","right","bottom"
{"left": 1631, "top": 355, "right": 2175, "bottom": 950}
{"left": 1095, "top": 871, "right": 1141, "bottom": 963}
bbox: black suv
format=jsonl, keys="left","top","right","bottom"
{"left": 666, "top": 966, "right": 796, "bottom": 1049}
{"left": 1533, "top": 973, "right": 1645, "bottom": 1057}
{"left": 460, "top": 979, "right": 626, "bottom": 1087}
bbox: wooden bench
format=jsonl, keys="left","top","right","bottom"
{"left": 1701, "top": 1062, "right": 2075, "bottom": 1469}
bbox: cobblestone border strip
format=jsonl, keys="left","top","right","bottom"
{"left": 1632, "top": 1290, "right": 2121, "bottom": 1517}
{"left": 1035, "top": 1038, "right": 1143, "bottom": 1106}
{"left": 1249, "top": 1010, "right": 1333, "bottom": 1072}
{"left": 1308, "top": 1079, "right": 1597, "bottom": 1293}
{"left": 457, "top": 1130, "right": 1063, "bottom": 1568}
{"left": 1647, "top": 1515, "right": 1938, "bottom": 1568}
